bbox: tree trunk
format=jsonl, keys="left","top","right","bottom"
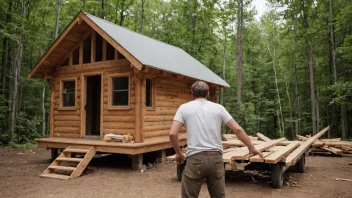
{"left": 141, "top": 0, "right": 147, "bottom": 34}
{"left": 1, "top": 0, "right": 12, "bottom": 94}
{"left": 285, "top": 81, "right": 294, "bottom": 139}
{"left": 55, "top": 0, "right": 61, "bottom": 39}
{"left": 236, "top": 0, "right": 243, "bottom": 104}
{"left": 101, "top": 0, "right": 105, "bottom": 19}
{"left": 301, "top": 1, "right": 317, "bottom": 134}
{"left": 268, "top": 44, "right": 284, "bottom": 138}
{"left": 293, "top": 43, "right": 301, "bottom": 135}
{"left": 220, "top": 31, "right": 227, "bottom": 106}
{"left": 9, "top": 0, "right": 26, "bottom": 143}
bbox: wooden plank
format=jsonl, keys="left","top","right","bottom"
{"left": 264, "top": 141, "right": 300, "bottom": 164}
{"left": 134, "top": 75, "right": 142, "bottom": 142}
{"left": 321, "top": 138, "right": 341, "bottom": 142}
{"left": 50, "top": 86, "right": 55, "bottom": 138}
{"left": 250, "top": 151, "right": 273, "bottom": 163}
{"left": 285, "top": 126, "right": 330, "bottom": 166}
{"left": 102, "top": 39, "right": 107, "bottom": 61}
{"left": 296, "top": 135, "right": 308, "bottom": 141}
{"left": 91, "top": 31, "right": 96, "bottom": 62}
{"left": 40, "top": 173, "right": 71, "bottom": 180}
{"left": 48, "top": 165, "right": 76, "bottom": 171}
{"left": 71, "top": 146, "right": 96, "bottom": 179}
{"left": 257, "top": 133, "right": 271, "bottom": 142}
{"left": 56, "top": 157, "right": 83, "bottom": 162}
{"left": 223, "top": 138, "right": 286, "bottom": 162}
{"left": 64, "top": 148, "right": 90, "bottom": 153}
{"left": 222, "top": 140, "right": 265, "bottom": 147}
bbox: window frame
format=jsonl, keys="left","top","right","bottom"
{"left": 145, "top": 78, "right": 156, "bottom": 110}
{"left": 59, "top": 77, "right": 78, "bottom": 110}
{"left": 108, "top": 73, "right": 131, "bottom": 110}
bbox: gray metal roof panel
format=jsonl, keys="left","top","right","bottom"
{"left": 85, "top": 13, "right": 229, "bottom": 87}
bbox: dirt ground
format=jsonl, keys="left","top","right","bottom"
{"left": 0, "top": 147, "right": 351, "bottom": 198}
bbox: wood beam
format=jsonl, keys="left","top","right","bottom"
{"left": 285, "top": 126, "right": 329, "bottom": 166}
{"left": 257, "top": 133, "right": 272, "bottom": 142}
{"left": 134, "top": 74, "right": 143, "bottom": 143}
{"left": 80, "top": 13, "right": 143, "bottom": 70}
{"left": 91, "top": 31, "right": 96, "bottom": 63}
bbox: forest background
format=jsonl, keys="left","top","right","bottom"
{"left": 0, "top": 0, "right": 351, "bottom": 146}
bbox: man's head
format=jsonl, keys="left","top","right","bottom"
{"left": 191, "top": 81, "right": 209, "bottom": 98}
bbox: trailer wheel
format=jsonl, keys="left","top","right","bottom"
{"left": 177, "top": 162, "right": 186, "bottom": 181}
{"left": 271, "top": 163, "right": 284, "bottom": 189}
{"left": 296, "top": 155, "right": 305, "bottom": 173}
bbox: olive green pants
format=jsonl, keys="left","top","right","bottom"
{"left": 181, "top": 154, "right": 225, "bottom": 198}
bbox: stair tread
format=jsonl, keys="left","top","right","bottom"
{"left": 56, "top": 157, "right": 83, "bottom": 162}
{"left": 64, "top": 148, "right": 90, "bottom": 153}
{"left": 49, "top": 165, "right": 76, "bottom": 171}
{"left": 40, "top": 173, "right": 71, "bottom": 180}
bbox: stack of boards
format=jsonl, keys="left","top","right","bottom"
{"left": 221, "top": 127, "right": 330, "bottom": 170}
{"left": 297, "top": 135, "right": 352, "bottom": 155}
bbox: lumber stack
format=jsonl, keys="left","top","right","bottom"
{"left": 297, "top": 135, "right": 352, "bottom": 155}
{"left": 222, "top": 127, "right": 329, "bottom": 169}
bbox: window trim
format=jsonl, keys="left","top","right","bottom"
{"left": 108, "top": 73, "right": 131, "bottom": 110}
{"left": 145, "top": 78, "right": 156, "bottom": 110}
{"left": 59, "top": 77, "right": 78, "bottom": 111}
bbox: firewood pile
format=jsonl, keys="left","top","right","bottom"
{"left": 297, "top": 135, "right": 352, "bottom": 155}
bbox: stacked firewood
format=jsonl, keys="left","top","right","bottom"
{"left": 297, "top": 135, "right": 352, "bottom": 155}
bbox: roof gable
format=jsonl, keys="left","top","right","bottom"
{"left": 29, "top": 12, "right": 229, "bottom": 87}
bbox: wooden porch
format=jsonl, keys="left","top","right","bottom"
{"left": 36, "top": 134, "right": 187, "bottom": 155}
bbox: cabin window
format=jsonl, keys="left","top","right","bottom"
{"left": 112, "top": 77, "right": 129, "bottom": 106}
{"left": 72, "top": 46, "right": 80, "bottom": 65}
{"left": 106, "top": 42, "right": 115, "bottom": 60}
{"left": 59, "top": 78, "right": 77, "bottom": 110}
{"left": 95, "top": 33, "right": 103, "bottom": 62}
{"left": 83, "top": 34, "right": 92, "bottom": 64}
{"left": 108, "top": 74, "right": 130, "bottom": 109}
{"left": 146, "top": 78, "right": 155, "bottom": 109}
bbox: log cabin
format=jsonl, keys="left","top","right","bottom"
{"left": 29, "top": 12, "right": 229, "bottom": 179}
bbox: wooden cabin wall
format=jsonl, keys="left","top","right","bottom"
{"left": 143, "top": 75, "right": 194, "bottom": 139}
{"left": 52, "top": 59, "right": 135, "bottom": 139}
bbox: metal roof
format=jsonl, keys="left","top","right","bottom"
{"left": 85, "top": 13, "right": 229, "bottom": 87}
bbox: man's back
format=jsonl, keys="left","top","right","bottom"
{"left": 174, "top": 99, "right": 232, "bottom": 156}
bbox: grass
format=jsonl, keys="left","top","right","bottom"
{"left": 8, "top": 141, "right": 36, "bottom": 149}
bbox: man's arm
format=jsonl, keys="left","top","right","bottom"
{"left": 226, "top": 119, "right": 264, "bottom": 158}
{"left": 169, "top": 120, "right": 186, "bottom": 163}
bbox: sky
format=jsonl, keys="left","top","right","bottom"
{"left": 252, "top": 0, "right": 268, "bottom": 20}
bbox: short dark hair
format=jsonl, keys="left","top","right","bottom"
{"left": 191, "top": 81, "right": 209, "bottom": 98}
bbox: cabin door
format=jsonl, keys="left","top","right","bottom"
{"left": 84, "top": 75, "right": 101, "bottom": 139}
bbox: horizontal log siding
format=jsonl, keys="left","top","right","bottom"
{"left": 52, "top": 59, "right": 135, "bottom": 138}
{"left": 101, "top": 61, "right": 135, "bottom": 136}
{"left": 143, "top": 76, "right": 193, "bottom": 139}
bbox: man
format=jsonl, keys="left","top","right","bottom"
{"left": 169, "top": 81, "right": 263, "bottom": 198}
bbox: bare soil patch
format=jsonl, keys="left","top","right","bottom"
{"left": 0, "top": 147, "right": 351, "bottom": 198}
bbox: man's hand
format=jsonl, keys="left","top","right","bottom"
{"left": 175, "top": 152, "right": 187, "bottom": 164}
{"left": 249, "top": 147, "right": 264, "bottom": 158}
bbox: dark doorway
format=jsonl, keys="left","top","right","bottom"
{"left": 85, "top": 75, "right": 101, "bottom": 137}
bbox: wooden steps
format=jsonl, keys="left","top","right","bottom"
{"left": 48, "top": 165, "right": 76, "bottom": 171}
{"left": 40, "top": 173, "right": 71, "bottom": 180}
{"left": 40, "top": 146, "right": 96, "bottom": 180}
{"left": 56, "top": 157, "right": 83, "bottom": 162}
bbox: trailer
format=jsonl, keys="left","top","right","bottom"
{"left": 173, "top": 126, "right": 329, "bottom": 189}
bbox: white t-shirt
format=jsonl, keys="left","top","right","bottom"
{"left": 173, "top": 99, "right": 233, "bottom": 156}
